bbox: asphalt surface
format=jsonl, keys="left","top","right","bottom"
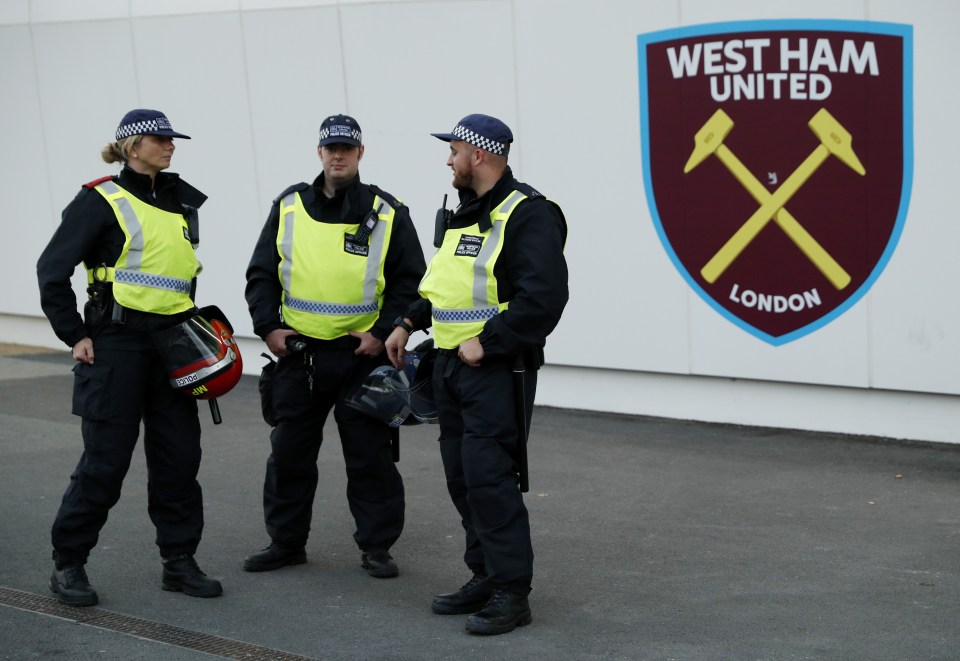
{"left": 0, "top": 344, "right": 958, "bottom": 660}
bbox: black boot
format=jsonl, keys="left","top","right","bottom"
{"left": 361, "top": 547, "right": 399, "bottom": 578}
{"left": 161, "top": 554, "right": 223, "bottom": 598}
{"left": 242, "top": 543, "right": 307, "bottom": 572}
{"left": 465, "top": 588, "right": 532, "bottom": 635}
{"left": 50, "top": 564, "right": 98, "bottom": 607}
{"left": 431, "top": 571, "right": 492, "bottom": 614}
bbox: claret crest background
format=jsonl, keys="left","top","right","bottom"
{"left": 638, "top": 20, "right": 913, "bottom": 345}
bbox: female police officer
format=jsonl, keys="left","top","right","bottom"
{"left": 37, "top": 109, "right": 222, "bottom": 606}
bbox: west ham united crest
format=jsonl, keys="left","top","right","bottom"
{"left": 638, "top": 20, "right": 913, "bottom": 345}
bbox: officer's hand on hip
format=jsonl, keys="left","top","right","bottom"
{"left": 458, "top": 337, "right": 484, "bottom": 367}
{"left": 350, "top": 330, "right": 383, "bottom": 357}
{"left": 72, "top": 337, "right": 95, "bottom": 365}
{"left": 266, "top": 328, "right": 299, "bottom": 358}
{"left": 384, "top": 327, "right": 408, "bottom": 369}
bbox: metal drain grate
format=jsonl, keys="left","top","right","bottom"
{"left": 0, "top": 585, "right": 318, "bottom": 660}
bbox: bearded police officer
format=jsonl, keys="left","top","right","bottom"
{"left": 386, "top": 114, "right": 568, "bottom": 634}
{"left": 244, "top": 114, "right": 426, "bottom": 578}
{"left": 37, "top": 109, "right": 223, "bottom": 606}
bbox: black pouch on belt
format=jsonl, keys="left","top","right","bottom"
{"left": 259, "top": 352, "right": 278, "bottom": 427}
{"left": 83, "top": 264, "right": 111, "bottom": 335}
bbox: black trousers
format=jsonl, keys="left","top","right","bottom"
{"left": 51, "top": 341, "right": 203, "bottom": 566}
{"left": 433, "top": 353, "right": 537, "bottom": 594}
{"left": 262, "top": 346, "right": 404, "bottom": 550}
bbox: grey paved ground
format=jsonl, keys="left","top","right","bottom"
{"left": 0, "top": 344, "right": 958, "bottom": 660}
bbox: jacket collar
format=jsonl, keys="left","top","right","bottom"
{"left": 455, "top": 167, "right": 514, "bottom": 232}
{"left": 113, "top": 165, "right": 205, "bottom": 209}
{"left": 118, "top": 165, "right": 179, "bottom": 196}
{"left": 311, "top": 174, "right": 366, "bottom": 221}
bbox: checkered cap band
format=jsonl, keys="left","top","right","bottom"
{"left": 116, "top": 116, "right": 174, "bottom": 141}
{"left": 452, "top": 124, "right": 507, "bottom": 155}
{"left": 318, "top": 125, "right": 362, "bottom": 144}
{"left": 433, "top": 307, "right": 499, "bottom": 323}
{"left": 287, "top": 297, "right": 378, "bottom": 316}
{"left": 114, "top": 269, "right": 191, "bottom": 294}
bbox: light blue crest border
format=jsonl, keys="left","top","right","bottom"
{"left": 637, "top": 19, "right": 914, "bottom": 346}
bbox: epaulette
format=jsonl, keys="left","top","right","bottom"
{"left": 83, "top": 176, "right": 114, "bottom": 189}
{"left": 513, "top": 182, "right": 545, "bottom": 200}
{"left": 272, "top": 182, "right": 309, "bottom": 205}
{"left": 368, "top": 184, "right": 403, "bottom": 208}
{"left": 175, "top": 178, "right": 208, "bottom": 208}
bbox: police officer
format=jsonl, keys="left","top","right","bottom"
{"left": 244, "top": 114, "right": 426, "bottom": 578}
{"left": 37, "top": 109, "right": 223, "bottom": 606}
{"left": 386, "top": 114, "right": 568, "bottom": 634}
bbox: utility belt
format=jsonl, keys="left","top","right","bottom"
{"left": 270, "top": 332, "right": 371, "bottom": 417}
{"left": 287, "top": 334, "right": 361, "bottom": 353}
{"left": 83, "top": 274, "right": 125, "bottom": 334}
{"left": 84, "top": 264, "right": 198, "bottom": 336}
{"left": 435, "top": 346, "right": 545, "bottom": 370}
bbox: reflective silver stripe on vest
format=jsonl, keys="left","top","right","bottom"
{"left": 279, "top": 193, "right": 391, "bottom": 316}
{"left": 471, "top": 199, "right": 512, "bottom": 307}
{"left": 493, "top": 190, "right": 527, "bottom": 219}
{"left": 432, "top": 190, "right": 525, "bottom": 323}
{"left": 279, "top": 193, "right": 297, "bottom": 294}
{"left": 96, "top": 181, "right": 191, "bottom": 294}
{"left": 363, "top": 198, "right": 391, "bottom": 305}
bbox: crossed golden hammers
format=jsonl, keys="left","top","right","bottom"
{"left": 684, "top": 108, "right": 866, "bottom": 290}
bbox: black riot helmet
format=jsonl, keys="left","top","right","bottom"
{"left": 345, "top": 341, "right": 437, "bottom": 427}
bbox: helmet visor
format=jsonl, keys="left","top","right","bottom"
{"left": 153, "top": 316, "right": 234, "bottom": 390}
{"left": 406, "top": 382, "right": 438, "bottom": 424}
{"left": 345, "top": 354, "right": 438, "bottom": 426}
{"left": 403, "top": 351, "right": 437, "bottom": 424}
{"left": 345, "top": 366, "right": 411, "bottom": 427}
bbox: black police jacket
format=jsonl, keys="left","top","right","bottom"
{"left": 405, "top": 167, "right": 569, "bottom": 359}
{"left": 37, "top": 167, "right": 207, "bottom": 348}
{"left": 245, "top": 174, "right": 426, "bottom": 342}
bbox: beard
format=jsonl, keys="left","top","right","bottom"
{"left": 451, "top": 168, "right": 473, "bottom": 192}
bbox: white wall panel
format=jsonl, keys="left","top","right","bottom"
{"left": 131, "top": 12, "right": 259, "bottom": 336}
{"left": 513, "top": 0, "right": 692, "bottom": 373}
{"left": 240, "top": 6, "right": 346, "bottom": 225}
{"left": 130, "top": 0, "right": 239, "bottom": 18}
{"left": 338, "top": 0, "right": 518, "bottom": 263}
{"left": 242, "top": 0, "right": 336, "bottom": 9}
{"left": 862, "top": 2, "right": 960, "bottom": 395}
{"left": 0, "top": 26, "right": 51, "bottom": 315}
{"left": 361, "top": 130, "right": 453, "bottom": 265}
{"left": 678, "top": 0, "right": 864, "bottom": 24}
{"left": 688, "top": 294, "right": 870, "bottom": 386}
{"left": 31, "top": 20, "right": 140, "bottom": 326}
{"left": 29, "top": 0, "right": 128, "bottom": 23}
{"left": 0, "top": 0, "right": 28, "bottom": 24}
{"left": 536, "top": 364, "right": 960, "bottom": 444}
{"left": 338, "top": 0, "right": 413, "bottom": 5}
{"left": 32, "top": 21, "right": 138, "bottom": 211}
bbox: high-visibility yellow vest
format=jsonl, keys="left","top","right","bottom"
{"left": 89, "top": 180, "right": 200, "bottom": 315}
{"left": 278, "top": 191, "right": 396, "bottom": 339}
{"left": 419, "top": 190, "right": 528, "bottom": 350}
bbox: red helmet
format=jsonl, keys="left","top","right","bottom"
{"left": 153, "top": 305, "right": 243, "bottom": 400}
